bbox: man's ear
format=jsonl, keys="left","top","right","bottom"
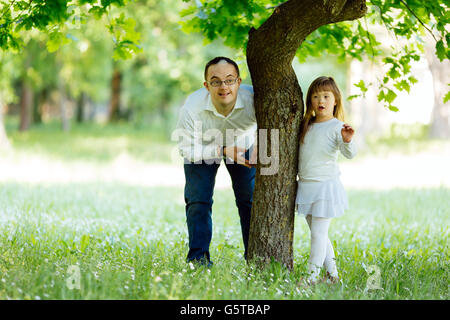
{"left": 204, "top": 81, "right": 210, "bottom": 91}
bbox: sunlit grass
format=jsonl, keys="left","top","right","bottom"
{"left": 5, "top": 118, "right": 176, "bottom": 164}
{"left": 0, "top": 119, "right": 448, "bottom": 299}
{"left": 0, "top": 183, "right": 448, "bottom": 299}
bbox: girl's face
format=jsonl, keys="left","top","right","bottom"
{"left": 311, "top": 90, "right": 336, "bottom": 122}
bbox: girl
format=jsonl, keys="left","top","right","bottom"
{"left": 296, "top": 76, "right": 357, "bottom": 285}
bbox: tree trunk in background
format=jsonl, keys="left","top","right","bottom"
{"left": 246, "top": 0, "right": 367, "bottom": 270}
{"left": 109, "top": 67, "right": 122, "bottom": 122}
{"left": 425, "top": 36, "right": 450, "bottom": 139}
{"left": 0, "top": 100, "right": 11, "bottom": 149}
{"left": 76, "top": 92, "right": 86, "bottom": 123}
{"left": 160, "top": 90, "right": 171, "bottom": 138}
{"left": 19, "top": 78, "right": 33, "bottom": 131}
{"left": 33, "top": 88, "right": 46, "bottom": 124}
{"left": 59, "top": 77, "right": 70, "bottom": 132}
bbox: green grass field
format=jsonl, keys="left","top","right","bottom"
{"left": 0, "top": 120, "right": 448, "bottom": 300}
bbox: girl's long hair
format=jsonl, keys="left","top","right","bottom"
{"left": 299, "top": 76, "right": 345, "bottom": 144}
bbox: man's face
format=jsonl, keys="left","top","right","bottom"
{"left": 204, "top": 61, "right": 241, "bottom": 111}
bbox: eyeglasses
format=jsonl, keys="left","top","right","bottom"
{"left": 208, "top": 78, "right": 238, "bottom": 87}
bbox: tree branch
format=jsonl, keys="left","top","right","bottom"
{"left": 398, "top": 0, "right": 438, "bottom": 42}
{"left": 248, "top": 0, "right": 367, "bottom": 68}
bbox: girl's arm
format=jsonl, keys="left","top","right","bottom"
{"left": 338, "top": 123, "right": 357, "bottom": 159}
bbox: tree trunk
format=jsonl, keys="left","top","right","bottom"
{"left": 246, "top": 0, "right": 367, "bottom": 270}
{"left": 33, "top": 88, "right": 46, "bottom": 124}
{"left": 425, "top": 36, "right": 450, "bottom": 139}
{"left": 59, "top": 77, "right": 70, "bottom": 132}
{"left": 109, "top": 67, "right": 122, "bottom": 122}
{"left": 19, "top": 78, "right": 33, "bottom": 131}
{"left": 0, "top": 100, "right": 10, "bottom": 149}
{"left": 76, "top": 92, "right": 87, "bottom": 123}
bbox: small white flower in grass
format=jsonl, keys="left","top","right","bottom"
{"left": 35, "top": 296, "right": 41, "bottom": 300}
{"left": 189, "top": 262, "right": 195, "bottom": 270}
{"left": 155, "top": 276, "right": 162, "bottom": 283}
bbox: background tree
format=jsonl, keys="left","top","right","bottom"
{"left": 180, "top": 0, "right": 449, "bottom": 269}
{"left": 0, "top": 0, "right": 234, "bottom": 137}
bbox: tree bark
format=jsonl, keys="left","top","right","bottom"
{"left": 246, "top": 0, "right": 367, "bottom": 270}
{"left": 59, "top": 76, "right": 70, "bottom": 132}
{"left": 0, "top": 100, "right": 10, "bottom": 150}
{"left": 425, "top": 36, "right": 450, "bottom": 139}
{"left": 19, "top": 78, "right": 33, "bottom": 131}
{"left": 76, "top": 92, "right": 87, "bottom": 123}
{"left": 33, "top": 88, "right": 46, "bottom": 124}
{"left": 109, "top": 67, "right": 122, "bottom": 122}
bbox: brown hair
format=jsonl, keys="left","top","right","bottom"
{"left": 299, "top": 76, "right": 345, "bottom": 143}
{"left": 204, "top": 56, "right": 240, "bottom": 80}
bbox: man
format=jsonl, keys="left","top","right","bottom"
{"left": 176, "top": 56, "right": 257, "bottom": 266}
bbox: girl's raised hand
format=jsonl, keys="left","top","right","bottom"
{"left": 341, "top": 124, "right": 355, "bottom": 143}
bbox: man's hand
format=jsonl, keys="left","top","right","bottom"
{"left": 341, "top": 124, "right": 355, "bottom": 143}
{"left": 248, "top": 144, "right": 257, "bottom": 168}
{"left": 223, "top": 146, "right": 253, "bottom": 168}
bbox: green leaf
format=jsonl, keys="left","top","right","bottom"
{"left": 394, "top": 80, "right": 410, "bottom": 93}
{"left": 355, "top": 79, "right": 368, "bottom": 93}
{"left": 436, "top": 40, "right": 446, "bottom": 61}
{"left": 46, "top": 31, "right": 71, "bottom": 52}
{"left": 80, "top": 234, "right": 90, "bottom": 253}
{"left": 347, "top": 94, "right": 361, "bottom": 100}
{"left": 444, "top": 90, "right": 450, "bottom": 104}
{"left": 385, "top": 89, "right": 397, "bottom": 103}
{"left": 388, "top": 105, "right": 399, "bottom": 112}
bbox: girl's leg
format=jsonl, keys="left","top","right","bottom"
{"left": 305, "top": 215, "right": 338, "bottom": 279}
{"left": 306, "top": 216, "right": 331, "bottom": 282}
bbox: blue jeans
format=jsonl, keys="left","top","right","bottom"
{"left": 183, "top": 149, "right": 255, "bottom": 264}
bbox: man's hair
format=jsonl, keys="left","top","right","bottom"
{"left": 204, "top": 56, "right": 240, "bottom": 80}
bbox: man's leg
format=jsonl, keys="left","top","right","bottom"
{"left": 184, "top": 160, "right": 220, "bottom": 264}
{"left": 224, "top": 148, "right": 256, "bottom": 260}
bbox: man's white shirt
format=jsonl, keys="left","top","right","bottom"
{"left": 175, "top": 84, "right": 256, "bottom": 163}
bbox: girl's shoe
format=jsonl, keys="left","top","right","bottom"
{"left": 297, "top": 276, "right": 318, "bottom": 287}
{"left": 323, "top": 271, "right": 339, "bottom": 284}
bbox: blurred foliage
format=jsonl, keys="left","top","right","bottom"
{"left": 0, "top": 0, "right": 448, "bottom": 132}
{"left": 0, "top": 0, "right": 238, "bottom": 133}
{"left": 180, "top": 0, "right": 449, "bottom": 110}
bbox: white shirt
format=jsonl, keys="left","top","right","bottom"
{"left": 298, "top": 118, "right": 357, "bottom": 182}
{"left": 175, "top": 84, "right": 256, "bottom": 162}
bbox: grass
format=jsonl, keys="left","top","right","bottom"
{"left": 5, "top": 118, "right": 176, "bottom": 164}
{"left": 0, "top": 183, "right": 448, "bottom": 300}
{"left": 0, "top": 119, "right": 448, "bottom": 300}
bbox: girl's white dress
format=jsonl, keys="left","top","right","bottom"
{"left": 295, "top": 118, "right": 357, "bottom": 218}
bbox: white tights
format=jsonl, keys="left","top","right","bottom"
{"left": 305, "top": 215, "right": 338, "bottom": 282}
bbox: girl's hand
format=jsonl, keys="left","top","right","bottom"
{"left": 341, "top": 124, "right": 355, "bottom": 143}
